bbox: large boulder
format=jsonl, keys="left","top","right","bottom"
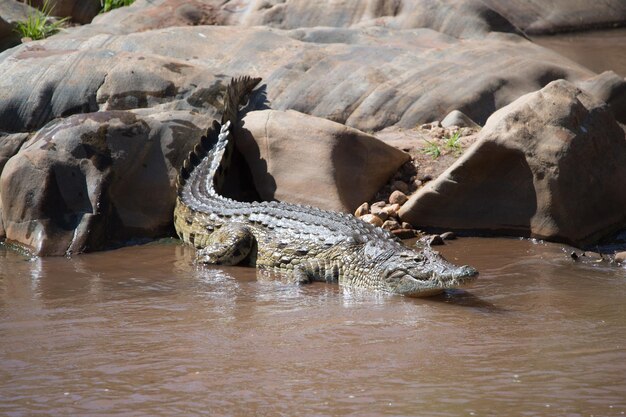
{"left": 0, "top": 132, "right": 29, "bottom": 239}
{"left": 237, "top": 109, "right": 410, "bottom": 212}
{"left": 481, "top": 0, "right": 626, "bottom": 34}
{"left": 227, "top": 0, "right": 524, "bottom": 39}
{"left": 97, "top": 0, "right": 625, "bottom": 38}
{"left": 0, "top": 110, "right": 205, "bottom": 255}
{"left": 0, "top": 47, "right": 224, "bottom": 133}
{"left": 0, "top": 107, "right": 408, "bottom": 255}
{"left": 399, "top": 80, "right": 626, "bottom": 247}
{"left": 0, "top": 25, "right": 595, "bottom": 134}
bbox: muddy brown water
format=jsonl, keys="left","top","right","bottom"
{"left": 533, "top": 28, "right": 626, "bottom": 77}
{"left": 1, "top": 238, "right": 625, "bottom": 416}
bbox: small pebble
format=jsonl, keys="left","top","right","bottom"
{"left": 432, "top": 127, "right": 445, "bottom": 138}
{"left": 392, "top": 229, "right": 418, "bottom": 239}
{"left": 389, "top": 190, "right": 408, "bottom": 205}
{"left": 428, "top": 235, "right": 445, "bottom": 246}
{"left": 614, "top": 251, "right": 626, "bottom": 263}
{"left": 382, "top": 219, "right": 401, "bottom": 231}
{"left": 440, "top": 231, "right": 456, "bottom": 240}
{"left": 370, "top": 205, "right": 389, "bottom": 221}
{"left": 354, "top": 202, "right": 369, "bottom": 217}
{"left": 381, "top": 204, "right": 401, "bottom": 218}
{"left": 401, "top": 222, "right": 412, "bottom": 230}
{"left": 360, "top": 214, "right": 383, "bottom": 227}
{"left": 581, "top": 251, "right": 603, "bottom": 260}
{"left": 371, "top": 201, "right": 386, "bottom": 209}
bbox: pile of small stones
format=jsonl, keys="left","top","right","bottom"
{"left": 354, "top": 190, "right": 415, "bottom": 238}
{"left": 353, "top": 159, "right": 456, "bottom": 245}
{"left": 354, "top": 121, "right": 479, "bottom": 244}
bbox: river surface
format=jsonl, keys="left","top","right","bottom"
{"left": 533, "top": 28, "right": 626, "bottom": 77}
{"left": 1, "top": 238, "right": 625, "bottom": 417}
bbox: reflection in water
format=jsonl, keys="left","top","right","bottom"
{"left": 1, "top": 238, "right": 625, "bottom": 416}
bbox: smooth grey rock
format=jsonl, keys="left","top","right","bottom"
{"left": 65, "top": 0, "right": 626, "bottom": 37}
{"left": 0, "top": 25, "right": 595, "bottom": 134}
{"left": 0, "top": 47, "right": 224, "bottom": 133}
{"left": 0, "top": 16, "right": 20, "bottom": 52}
{"left": 0, "top": 132, "right": 28, "bottom": 174}
{"left": 441, "top": 110, "right": 481, "bottom": 128}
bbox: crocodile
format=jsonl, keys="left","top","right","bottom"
{"left": 174, "top": 76, "right": 478, "bottom": 296}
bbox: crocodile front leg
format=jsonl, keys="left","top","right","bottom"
{"left": 197, "top": 223, "right": 256, "bottom": 266}
{"left": 293, "top": 259, "right": 342, "bottom": 284}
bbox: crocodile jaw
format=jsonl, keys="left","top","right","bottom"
{"left": 392, "top": 264, "right": 478, "bottom": 297}
{"left": 376, "top": 249, "right": 479, "bottom": 297}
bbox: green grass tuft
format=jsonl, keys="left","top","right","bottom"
{"left": 443, "top": 131, "right": 462, "bottom": 154}
{"left": 422, "top": 138, "right": 441, "bottom": 159}
{"left": 14, "top": 0, "right": 68, "bottom": 40}
{"left": 100, "top": 0, "right": 135, "bottom": 13}
{"left": 422, "top": 132, "right": 463, "bottom": 159}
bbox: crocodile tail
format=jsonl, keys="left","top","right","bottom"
{"left": 221, "top": 75, "right": 263, "bottom": 127}
{"left": 176, "top": 76, "right": 261, "bottom": 197}
{"left": 176, "top": 120, "right": 220, "bottom": 196}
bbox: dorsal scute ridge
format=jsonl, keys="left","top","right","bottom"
{"left": 221, "top": 76, "right": 263, "bottom": 128}
{"left": 176, "top": 76, "right": 261, "bottom": 198}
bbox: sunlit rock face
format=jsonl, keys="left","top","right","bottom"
{"left": 400, "top": 80, "right": 626, "bottom": 247}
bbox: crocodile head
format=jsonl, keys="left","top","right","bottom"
{"left": 360, "top": 241, "right": 478, "bottom": 297}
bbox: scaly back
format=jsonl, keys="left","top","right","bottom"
{"left": 176, "top": 76, "right": 262, "bottom": 198}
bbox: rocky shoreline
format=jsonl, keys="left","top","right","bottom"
{"left": 1, "top": 0, "right": 626, "bottom": 261}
